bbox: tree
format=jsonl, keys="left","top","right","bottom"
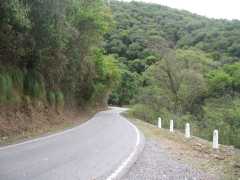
{"left": 0, "top": 0, "right": 119, "bottom": 108}
{"left": 109, "top": 70, "right": 140, "bottom": 106}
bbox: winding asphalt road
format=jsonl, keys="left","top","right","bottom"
{"left": 0, "top": 107, "right": 144, "bottom": 180}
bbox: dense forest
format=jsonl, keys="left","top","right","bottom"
{"left": 0, "top": 0, "right": 121, "bottom": 137}
{"left": 104, "top": 1, "right": 240, "bottom": 148}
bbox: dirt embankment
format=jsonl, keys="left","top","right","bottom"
{"left": 0, "top": 101, "right": 103, "bottom": 146}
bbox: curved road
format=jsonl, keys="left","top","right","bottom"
{"left": 0, "top": 107, "right": 143, "bottom": 180}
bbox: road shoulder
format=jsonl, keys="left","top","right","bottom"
{"left": 103, "top": 108, "right": 146, "bottom": 180}
{"left": 123, "top": 116, "right": 240, "bottom": 180}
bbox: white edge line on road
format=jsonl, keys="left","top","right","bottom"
{"left": 0, "top": 107, "right": 117, "bottom": 151}
{"left": 0, "top": 108, "right": 118, "bottom": 151}
{"left": 106, "top": 119, "right": 141, "bottom": 180}
{"left": 0, "top": 118, "right": 92, "bottom": 151}
{"left": 0, "top": 107, "right": 141, "bottom": 179}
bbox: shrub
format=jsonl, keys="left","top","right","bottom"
{"left": 55, "top": 91, "right": 64, "bottom": 108}
{"left": 24, "top": 71, "right": 46, "bottom": 99}
{"left": 11, "top": 68, "right": 24, "bottom": 91}
{"left": 0, "top": 73, "right": 13, "bottom": 103}
{"left": 92, "top": 83, "right": 107, "bottom": 100}
{"left": 129, "top": 104, "right": 158, "bottom": 124}
{"left": 47, "top": 91, "right": 56, "bottom": 106}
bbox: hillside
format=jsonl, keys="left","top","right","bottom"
{"left": 1, "top": 0, "right": 240, "bottom": 150}
{"left": 105, "top": 1, "right": 240, "bottom": 60}
{"left": 104, "top": 1, "right": 240, "bottom": 148}
{"left": 0, "top": 1, "right": 240, "bottom": 178}
{"left": 0, "top": 0, "right": 121, "bottom": 142}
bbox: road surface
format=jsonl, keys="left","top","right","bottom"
{"left": 0, "top": 107, "right": 144, "bottom": 180}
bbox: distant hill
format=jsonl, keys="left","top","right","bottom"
{"left": 105, "top": 1, "right": 240, "bottom": 149}
{"left": 104, "top": 1, "right": 240, "bottom": 62}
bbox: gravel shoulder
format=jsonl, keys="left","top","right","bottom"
{"left": 122, "top": 116, "right": 240, "bottom": 180}
{"left": 123, "top": 139, "right": 214, "bottom": 180}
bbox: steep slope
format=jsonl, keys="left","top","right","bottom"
{"left": 0, "top": 0, "right": 121, "bottom": 142}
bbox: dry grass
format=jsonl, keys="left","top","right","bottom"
{"left": 124, "top": 113, "right": 240, "bottom": 180}
{"left": 0, "top": 105, "right": 101, "bottom": 147}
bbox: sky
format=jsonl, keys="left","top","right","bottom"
{"left": 121, "top": 0, "right": 240, "bottom": 20}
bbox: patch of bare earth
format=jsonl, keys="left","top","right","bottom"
{"left": 0, "top": 101, "right": 103, "bottom": 146}
{"left": 126, "top": 116, "right": 240, "bottom": 180}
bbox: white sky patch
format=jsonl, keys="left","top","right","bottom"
{"left": 120, "top": 0, "right": 240, "bottom": 20}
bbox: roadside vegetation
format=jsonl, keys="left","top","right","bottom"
{"left": 0, "top": 0, "right": 121, "bottom": 140}
{"left": 1, "top": 0, "right": 240, "bottom": 150}
{"left": 105, "top": 1, "right": 240, "bottom": 148}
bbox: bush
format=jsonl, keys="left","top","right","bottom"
{"left": 55, "top": 91, "right": 64, "bottom": 108}
{"left": 0, "top": 73, "right": 13, "bottom": 103}
{"left": 201, "top": 97, "right": 240, "bottom": 148}
{"left": 11, "top": 68, "right": 24, "bottom": 91}
{"left": 47, "top": 91, "right": 56, "bottom": 106}
{"left": 92, "top": 83, "right": 106, "bottom": 98}
{"left": 24, "top": 71, "right": 46, "bottom": 99}
{"left": 129, "top": 104, "right": 158, "bottom": 124}
{"left": 175, "top": 113, "right": 195, "bottom": 130}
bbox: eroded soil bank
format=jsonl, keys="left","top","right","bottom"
{"left": 0, "top": 102, "right": 103, "bottom": 146}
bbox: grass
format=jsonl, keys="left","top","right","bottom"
{"left": 0, "top": 74, "right": 13, "bottom": 103}
{"left": 55, "top": 91, "right": 64, "bottom": 107}
{"left": 47, "top": 91, "right": 56, "bottom": 106}
{"left": 123, "top": 112, "right": 240, "bottom": 180}
{"left": 24, "top": 71, "right": 46, "bottom": 99}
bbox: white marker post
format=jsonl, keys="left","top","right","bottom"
{"left": 185, "top": 123, "right": 190, "bottom": 138}
{"left": 170, "top": 120, "right": 174, "bottom": 132}
{"left": 158, "top": 117, "right": 162, "bottom": 128}
{"left": 213, "top": 129, "right": 219, "bottom": 149}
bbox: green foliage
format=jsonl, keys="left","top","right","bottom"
{"left": 0, "top": 0, "right": 119, "bottom": 108}
{"left": 0, "top": 0, "right": 30, "bottom": 28}
{"left": 176, "top": 49, "right": 213, "bottom": 73}
{"left": 91, "top": 52, "right": 122, "bottom": 105}
{"left": 104, "top": 1, "right": 240, "bottom": 148}
{"left": 145, "top": 55, "right": 157, "bottom": 66}
{"left": 24, "top": 71, "right": 46, "bottom": 99}
{"left": 105, "top": 1, "right": 240, "bottom": 62}
{"left": 0, "top": 74, "right": 13, "bottom": 103}
{"left": 109, "top": 70, "right": 141, "bottom": 106}
{"left": 223, "top": 63, "right": 240, "bottom": 89}
{"left": 101, "top": 55, "right": 122, "bottom": 88}
{"left": 202, "top": 97, "right": 240, "bottom": 147}
{"left": 55, "top": 91, "right": 64, "bottom": 108}
{"left": 91, "top": 83, "right": 107, "bottom": 101}
{"left": 1, "top": 0, "right": 240, "bottom": 148}
{"left": 47, "top": 91, "right": 56, "bottom": 106}
{"left": 47, "top": 90, "right": 65, "bottom": 108}
{"left": 129, "top": 59, "right": 147, "bottom": 73}
{"left": 178, "top": 70, "right": 207, "bottom": 112}
{"left": 0, "top": 69, "right": 26, "bottom": 103}
{"left": 11, "top": 68, "right": 24, "bottom": 91}
{"left": 140, "top": 51, "right": 209, "bottom": 114}
{"left": 207, "top": 70, "right": 232, "bottom": 94}
{"left": 207, "top": 62, "right": 240, "bottom": 95}
{"left": 129, "top": 104, "right": 159, "bottom": 124}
